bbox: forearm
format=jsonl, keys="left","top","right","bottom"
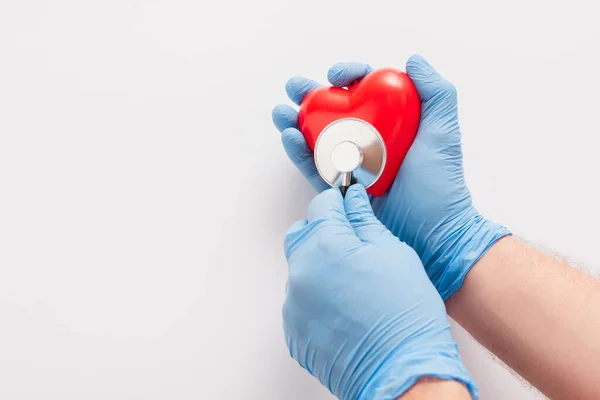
{"left": 447, "top": 236, "right": 600, "bottom": 399}
{"left": 399, "top": 377, "right": 471, "bottom": 399}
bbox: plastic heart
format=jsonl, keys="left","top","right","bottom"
{"left": 298, "top": 68, "right": 421, "bottom": 196}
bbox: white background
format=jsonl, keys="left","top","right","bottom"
{"left": 1, "top": 1, "right": 598, "bottom": 399}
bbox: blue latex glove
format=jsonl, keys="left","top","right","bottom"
{"left": 273, "top": 55, "right": 510, "bottom": 300}
{"left": 284, "top": 185, "right": 477, "bottom": 399}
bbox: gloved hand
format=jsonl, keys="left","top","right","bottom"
{"left": 273, "top": 55, "right": 510, "bottom": 300}
{"left": 283, "top": 184, "right": 477, "bottom": 399}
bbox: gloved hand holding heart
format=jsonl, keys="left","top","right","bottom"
{"left": 298, "top": 68, "right": 421, "bottom": 196}
{"left": 274, "top": 55, "right": 510, "bottom": 300}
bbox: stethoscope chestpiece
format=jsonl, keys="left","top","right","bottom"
{"left": 314, "top": 118, "right": 386, "bottom": 192}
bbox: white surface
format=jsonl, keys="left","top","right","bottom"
{"left": 1, "top": 1, "right": 598, "bottom": 399}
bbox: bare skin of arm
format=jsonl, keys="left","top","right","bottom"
{"left": 398, "top": 378, "right": 471, "bottom": 399}
{"left": 447, "top": 236, "right": 600, "bottom": 399}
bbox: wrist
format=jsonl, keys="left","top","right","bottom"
{"left": 355, "top": 343, "right": 478, "bottom": 400}
{"left": 398, "top": 377, "right": 473, "bottom": 400}
{"left": 426, "top": 212, "right": 510, "bottom": 300}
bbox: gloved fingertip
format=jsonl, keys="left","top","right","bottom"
{"left": 407, "top": 53, "right": 432, "bottom": 68}
{"left": 346, "top": 183, "right": 368, "bottom": 196}
{"left": 344, "top": 184, "right": 373, "bottom": 214}
{"left": 327, "top": 62, "right": 372, "bottom": 87}
{"left": 285, "top": 77, "right": 320, "bottom": 106}
{"left": 307, "top": 187, "right": 346, "bottom": 223}
{"left": 406, "top": 54, "right": 456, "bottom": 104}
{"left": 272, "top": 104, "right": 299, "bottom": 132}
{"left": 281, "top": 128, "right": 311, "bottom": 163}
{"left": 344, "top": 184, "right": 392, "bottom": 243}
{"left": 281, "top": 128, "right": 328, "bottom": 192}
{"left": 327, "top": 63, "right": 347, "bottom": 87}
{"left": 322, "top": 186, "right": 345, "bottom": 202}
{"left": 406, "top": 53, "right": 435, "bottom": 82}
{"left": 285, "top": 77, "right": 302, "bottom": 99}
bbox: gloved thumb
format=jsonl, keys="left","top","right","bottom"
{"left": 406, "top": 54, "right": 459, "bottom": 134}
{"left": 344, "top": 184, "right": 395, "bottom": 244}
{"left": 285, "top": 188, "right": 360, "bottom": 260}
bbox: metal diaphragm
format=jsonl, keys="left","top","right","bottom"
{"left": 313, "top": 118, "right": 386, "bottom": 189}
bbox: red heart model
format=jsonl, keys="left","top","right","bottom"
{"left": 298, "top": 68, "right": 421, "bottom": 197}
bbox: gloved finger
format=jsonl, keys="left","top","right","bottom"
{"left": 405, "top": 54, "right": 459, "bottom": 133}
{"left": 307, "top": 188, "right": 350, "bottom": 224}
{"left": 281, "top": 128, "right": 329, "bottom": 192}
{"left": 272, "top": 104, "right": 299, "bottom": 132}
{"left": 306, "top": 188, "right": 359, "bottom": 248}
{"left": 405, "top": 54, "right": 455, "bottom": 102}
{"left": 327, "top": 62, "right": 373, "bottom": 87}
{"left": 285, "top": 190, "right": 358, "bottom": 259}
{"left": 344, "top": 184, "right": 395, "bottom": 244}
{"left": 286, "top": 77, "right": 321, "bottom": 106}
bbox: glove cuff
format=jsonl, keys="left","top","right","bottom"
{"left": 432, "top": 215, "right": 510, "bottom": 301}
{"left": 356, "top": 342, "right": 478, "bottom": 400}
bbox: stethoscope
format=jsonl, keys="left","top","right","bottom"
{"left": 313, "top": 117, "right": 386, "bottom": 196}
